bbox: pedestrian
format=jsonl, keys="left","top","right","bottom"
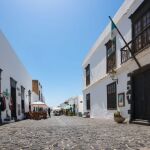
{"left": 48, "top": 107, "right": 51, "bottom": 118}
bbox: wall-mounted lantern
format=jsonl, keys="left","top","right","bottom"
{"left": 109, "top": 69, "right": 118, "bottom": 84}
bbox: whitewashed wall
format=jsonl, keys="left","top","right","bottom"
{"left": 0, "top": 31, "right": 32, "bottom": 121}
{"left": 62, "top": 96, "right": 84, "bottom": 115}
{"left": 32, "top": 92, "right": 39, "bottom": 103}
{"left": 77, "top": 95, "right": 83, "bottom": 114}
{"left": 82, "top": 0, "right": 145, "bottom": 119}
{"left": 83, "top": 0, "right": 144, "bottom": 85}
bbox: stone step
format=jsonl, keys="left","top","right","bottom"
{"left": 132, "top": 119, "right": 150, "bottom": 126}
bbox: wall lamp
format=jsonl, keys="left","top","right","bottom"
{"left": 109, "top": 69, "right": 118, "bottom": 84}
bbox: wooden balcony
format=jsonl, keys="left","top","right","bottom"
{"left": 121, "top": 24, "right": 150, "bottom": 64}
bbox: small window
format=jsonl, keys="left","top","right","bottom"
{"left": 21, "top": 86, "right": 25, "bottom": 113}
{"left": 105, "top": 38, "right": 116, "bottom": 73}
{"left": 21, "top": 86, "right": 25, "bottom": 100}
{"left": 39, "top": 91, "right": 40, "bottom": 100}
{"left": 64, "top": 101, "right": 68, "bottom": 104}
{"left": 86, "top": 93, "right": 90, "bottom": 110}
{"left": 85, "top": 64, "right": 90, "bottom": 86}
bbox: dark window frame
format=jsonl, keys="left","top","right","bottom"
{"left": 130, "top": 0, "right": 150, "bottom": 53}
{"left": 21, "top": 86, "right": 25, "bottom": 113}
{"left": 86, "top": 93, "right": 91, "bottom": 110}
{"left": 85, "top": 64, "right": 90, "bottom": 86}
{"left": 105, "top": 38, "right": 116, "bottom": 73}
{"left": 107, "top": 82, "right": 117, "bottom": 110}
{"left": 39, "top": 90, "right": 41, "bottom": 101}
{"left": 121, "top": 1, "right": 150, "bottom": 64}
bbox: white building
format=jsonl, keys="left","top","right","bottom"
{"left": 60, "top": 96, "right": 84, "bottom": 115}
{"left": 82, "top": 0, "right": 150, "bottom": 122}
{"left": 32, "top": 80, "right": 44, "bottom": 103}
{"left": 0, "top": 31, "right": 32, "bottom": 123}
{"left": 76, "top": 96, "right": 84, "bottom": 115}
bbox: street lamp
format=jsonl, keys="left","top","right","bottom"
{"left": 109, "top": 68, "right": 118, "bottom": 84}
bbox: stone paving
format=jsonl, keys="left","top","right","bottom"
{"left": 0, "top": 116, "right": 150, "bottom": 150}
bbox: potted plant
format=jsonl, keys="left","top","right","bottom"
{"left": 114, "top": 111, "right": 125, "bottom": 123}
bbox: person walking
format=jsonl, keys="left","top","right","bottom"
{"left": 48, "top": 107, "right": 51, "bottom": 118}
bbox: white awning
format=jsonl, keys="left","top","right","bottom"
{"left": 32, "top": 101, "right": 46, "bottom": 105}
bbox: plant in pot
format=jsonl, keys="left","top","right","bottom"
{"left": 114, "top": 111, "right": 125, "bottom": 123}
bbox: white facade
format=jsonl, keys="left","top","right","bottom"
{"left": 82, "top": 0, "right": 149, "bottom": 120}
{"left": 76, "top": 96, "right": 84, "bottom": 115}
{"left": 32, "top": 92, "right": 39, "bottom": 103}
{"left": 38, "top": 82, "right": 43, "bottom": 101}
{"left": 31, "top": 81, "right": 46, "bottom": 111}
{"left": 60, "top": 96, "right": 84, "bottom": 115}
{"left": 0, "top": 31, "right": 32, "bottom": 122}
{"left": 32, "top": 80, "right": 44, "bottom": 103}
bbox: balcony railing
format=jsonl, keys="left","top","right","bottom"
{"left": 121, "top": 24, "right": 150, "bottom": 64}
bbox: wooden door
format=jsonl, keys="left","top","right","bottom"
{"left": 11, "top": 87, "right": 17, "bottom": 120}
{"left": 133, "top": 69, "right": 150, "bottom": 120}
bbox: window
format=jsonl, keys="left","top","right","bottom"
{"left": 64, "top": 101, "right": 68, "bottom": 104}
{"left": 105, "top": 38, "right": 116, "bottom": 73}
{"left": 86, "top": 93, "right": 90, "bottom": 110}
{"left": 107, "top": 82, "right": 117, "bottom": 110}
{"left": 39, "top": 91, "right": 40, "bottom": 101}
{"left": 21, "top": 86, "right": 25, "bottom": 113}
{"left": 131, "top": 0, "right": 150, "bottom": 53}
{"left": 85, "top": 64, "right": 90, "bottom": 86}
{"left": 143, "top": 11, "right": 150, "bottom": 46}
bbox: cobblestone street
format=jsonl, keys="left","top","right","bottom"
{"left": 0, "top": 116, "right": 150, "bottom": 150}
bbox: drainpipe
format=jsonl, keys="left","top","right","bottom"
{"left": 0, "top": 69, "right": 3, "bottom": 124}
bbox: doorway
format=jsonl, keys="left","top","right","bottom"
{"left": 132, "top": 68, "right": 150, "bottom": 121}
{"left": 10, "top": 78, "right": 17, "bottom": 120}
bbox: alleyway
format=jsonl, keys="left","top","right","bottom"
{"left": 0, "top": 116, "right": 150, "bottom": 150}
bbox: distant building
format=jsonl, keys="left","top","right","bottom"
{"left": 76, "top": 96, "right": 84, "bottom": 115}
{"left": 60, "top": 96, "right": 83, "bottom": 115}
{"left": 32, "top": 80, "right": 44, "bottom": 103}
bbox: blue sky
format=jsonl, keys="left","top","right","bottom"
{"left": 0, "top": 0, "right": 124, "bottom": 107}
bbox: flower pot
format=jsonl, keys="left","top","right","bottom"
{"left": 114, "top": 116, "right": 125, "bottom": 123}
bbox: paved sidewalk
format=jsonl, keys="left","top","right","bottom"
{"left": 0, "top": 116, "right": 150, "bottom": 150}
